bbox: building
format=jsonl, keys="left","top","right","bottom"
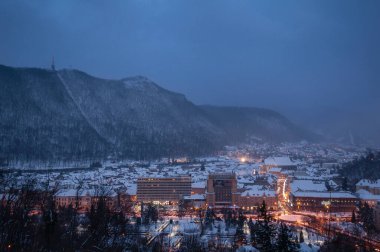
{"left": 374, "top": 202, "right": 380, "bottom": 231}
{"left": 290, "top": 179, "right": 328, "bottom": 193}
{"left": 136, "top": 176, "right": 191, "bottom": 203}
{"left": 354, "top": 179, "right": 380, "bottom": 207}
{"left": 355, "top": 189, "right": 380, "bottom": 207}
{"left": 260, "top": 156, "right": 297, "bottom": 174}
{"left": 54, "top": 189, "right": 118, "bottom": 213}
{"left": 290, "top": 191, "right": 358, "bottom": 212}
{"left": 206, "top": 173, "right": 239, "bottom": 209}
{"left": 268, "top": 167, "right": 284, "bottom": 178}
{"left": 191, "top": 181, "right": 206, "bottom": 195}
{"left": 183, "top": 194, "right": 206, "bottom": 209}
{"left": 356, "top": 179, "right": 380, "bottom": 195}
{"left": 239, "top": 186, "right": 277, "bottom": 211}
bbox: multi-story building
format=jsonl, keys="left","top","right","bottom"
{"left": 374, "top": 202, "right": 380, "bottom": 231}
{"left": 137, "top": 176, "right": 191, "bottom": 203}
{"left": 355, "top": 189, "right": 380, "bottom": 207}
{"left": 239, "top": 187, "right": 277, "bottom": 211}
{"left": 206, "top": 173, "right": 239, "bottom": 209}
{"left": 54, "top": 189, "right": 118, "bottom": 213}
{"left": 355, "top": 179, "right": 380, "bottom": 207}
{"left": 290, "top": 191, "right": 358, "bottom": 212}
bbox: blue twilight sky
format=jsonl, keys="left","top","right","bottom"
{"left": 0, "top": 0, "right": 379, "bottom": 125}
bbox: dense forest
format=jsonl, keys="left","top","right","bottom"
{"left": 339, "top": 152, "right": 380, "bottom": 189}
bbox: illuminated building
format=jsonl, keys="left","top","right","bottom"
{"left": 137, "top": 176, "right": 191, "bottom": 203}
{"left": 54, "top": 189, "right": 118, "bottom": 213}
{"left": 374, "top": 202, "right": 380, "bottom": 230}
{"left": 206, "top": 172, "right": 239, "bottom": 208}
{"left": 289, "top": 191, "right": 358, "bottom": 212}
{"left": 239, "top": 189, "right": 278, "bottom": 211}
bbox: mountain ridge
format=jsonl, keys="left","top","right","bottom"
{"left": 198, "top": 105, "right": 317, "bottom": 143}
{"left": 0, "top": 64, "right": 315, "bottom": 165}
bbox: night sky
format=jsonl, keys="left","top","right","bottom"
{"left": 1, "top": 0, "right": 379, "bottom": 140}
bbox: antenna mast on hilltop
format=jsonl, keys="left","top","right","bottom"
{"left": 51, "top": 56, "right": 56, "bottom": 71}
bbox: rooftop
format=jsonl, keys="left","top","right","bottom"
{"left": 292, "top": 191, "right": 357, "bottom": 199}
{"left": 290, "top": 179, "right": 327, "bottom": 193}
{"left": 264, "top": 156, "right": 295, "bottom": 166}
{"left": 356, "top": 179, "right": 380, "bottom": 188}
{"left": 208, "top": 172, "right": 236, "bottom": 179}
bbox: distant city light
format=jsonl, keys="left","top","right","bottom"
{"left": 240, "top": 157, "right": 246, "bottom": 163}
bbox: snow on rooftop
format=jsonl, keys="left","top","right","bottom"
{"left": 290, "top": 179, "right": 327, "bottom": 193}
{"left": 241, "top": 185, "right": 276, "bottom": 197}
{"left": 191, "top": 181, "right": 205, "bottom": 188}
{"left": 356, "top": 179, "right": 380, "bottom": 188}
{"left": 268, "top": 167, "right": 282, "bottom": 172}
{"left": 356, "top": 189, "right": 380, "bottom": 201}
{"left": 126, "top": 184, "right": 137, "bottom": 195}
{"left": 292, "top": 191, "right": 357, "bottom": 199}
{"left": 264, "top": 156, "right": 294, "bottom": 166}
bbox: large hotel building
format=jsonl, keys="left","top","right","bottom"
{"left": 137, "top": 176, "right": 191, "bottom": 203}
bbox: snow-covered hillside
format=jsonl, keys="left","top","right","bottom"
{"left": 0, "top": 64, "right": 315, "bottom": 165}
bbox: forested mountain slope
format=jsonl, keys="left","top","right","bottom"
{"left": 0, "top": 64, "right": 315, "bottom": 165}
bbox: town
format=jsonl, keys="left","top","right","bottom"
{"left": 2, "top": 142, "right": 380, "bottom": 251}
{"left": 2, "top": 0, "right": 379, "bottom": 251}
